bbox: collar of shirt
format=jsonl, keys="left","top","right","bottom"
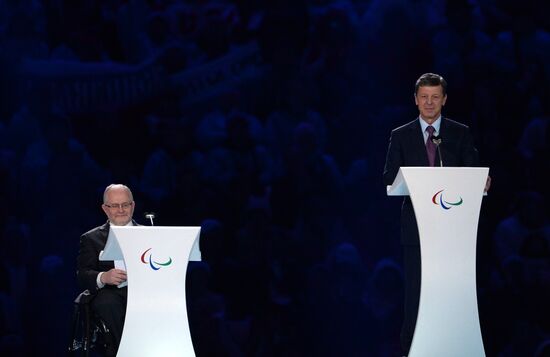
{"left": 419, "top": 116, "right": 442, "bottom": 143}
{"left": 109, "top": 220, "right": 134, "bottom": 227}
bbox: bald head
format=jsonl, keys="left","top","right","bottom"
{"left": 103, "top": 184, "right": 133, "bottom": 204}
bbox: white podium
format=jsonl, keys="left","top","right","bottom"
{"left": 387, "top": 167, "right": 488, "bottom": 357}
{"left": 100, "top": 226, "right": 201, "bottom": 357}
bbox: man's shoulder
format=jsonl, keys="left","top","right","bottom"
{"left": 443, "top": 117, "right": 469, "bottom": 130}
{"left": 391, "top": 119, "right": 419, "bottom": 134}
{"left": 81, "top": 222, "right": 109, "bottom": 239}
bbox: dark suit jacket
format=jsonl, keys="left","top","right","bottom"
{"left": 383, "top": 117, "right": 480, "bottom": 244}
{"left": 76, "top": 220, "right": 138, "bottom": 292}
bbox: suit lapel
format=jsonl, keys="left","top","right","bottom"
{"left": 439, "top": 117, "right": 447, "bottom": 137}
{"left": 98, "top": 221, "right": 110, "bottom": 244}
{"left": 437, "top": 118, "right": 451, "bottom": 166}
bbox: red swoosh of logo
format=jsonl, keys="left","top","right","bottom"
{"left": 141, "top": 248, "right": 152, "bottom": 263}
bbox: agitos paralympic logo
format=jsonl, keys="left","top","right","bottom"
{"left": 140, "top": 248, "right": 173, "bottom": 270}
{"left": 432, "top": 189, "right": 463, "bottom": 210}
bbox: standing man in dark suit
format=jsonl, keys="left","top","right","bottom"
{"left": 383, "top": 73, "right": 490, "bottom": 355}
{"left": 77, "top": 184, "right": 137, "bottom": 356}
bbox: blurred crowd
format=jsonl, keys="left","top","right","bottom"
{"left": 0, "top": 0, "right": 549, "bottom": 356}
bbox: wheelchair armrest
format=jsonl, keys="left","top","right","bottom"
{"left": 74, "top": 289, "right": 96, "bottom": 305}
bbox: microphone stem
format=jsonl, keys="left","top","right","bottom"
{"left": 437, "top": 145, "right": 443, "bottom": 167}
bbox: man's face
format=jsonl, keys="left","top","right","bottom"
{"left": 415, "top": 85, "right": 447, "bottom": 123}
{"left": 102, "top": 188, "right": 135, "bottom": 226}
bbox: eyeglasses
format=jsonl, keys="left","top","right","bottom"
{"left": 104, "top": 202, "right": 133, "bottom": 210}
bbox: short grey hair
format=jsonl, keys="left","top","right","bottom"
{"left": 103, "top": 184, "right": 134, "bottom": 204}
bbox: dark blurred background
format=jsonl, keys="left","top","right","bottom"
{"left": 0, "top": 0, "right": 549, "bottom": 356}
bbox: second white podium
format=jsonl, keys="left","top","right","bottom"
{"left": 388, "top": 167, "right": 488, "bottom": 357}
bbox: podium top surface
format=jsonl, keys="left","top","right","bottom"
{"left": 386, "top": 167, "right": 489, "bottom": 196}
{"left": 100, "top": 225, "right": 202, "bottom": 262}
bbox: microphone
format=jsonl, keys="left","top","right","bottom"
{"left": 431, "top": 135, "right": 443, "bottom": 167}
{"left": 144, "top": 212, "right": 156, "bottom": 226}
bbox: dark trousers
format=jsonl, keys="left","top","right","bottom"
{"left": 91, "top": 286, "right": 127, "bottom": 356}
{"left": 401, "top": 244, "right": 421, "bottom": 355}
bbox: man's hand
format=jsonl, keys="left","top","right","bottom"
{"left": 100, "top": 268, "right": 127, "bottom": 286}
{"left": 484, "top": 175, "right": 492, "bottom": 192}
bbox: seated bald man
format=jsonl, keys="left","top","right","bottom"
{"left": 77, "top": 184, "right": 138, "bottom": 356}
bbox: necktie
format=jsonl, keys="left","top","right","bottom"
{"left": 426, "top": 125, "right": 436, "bottom": 167}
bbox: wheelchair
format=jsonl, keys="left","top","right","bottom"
{"left": 67, "top": 290, "right": 114, "bottom": 357}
